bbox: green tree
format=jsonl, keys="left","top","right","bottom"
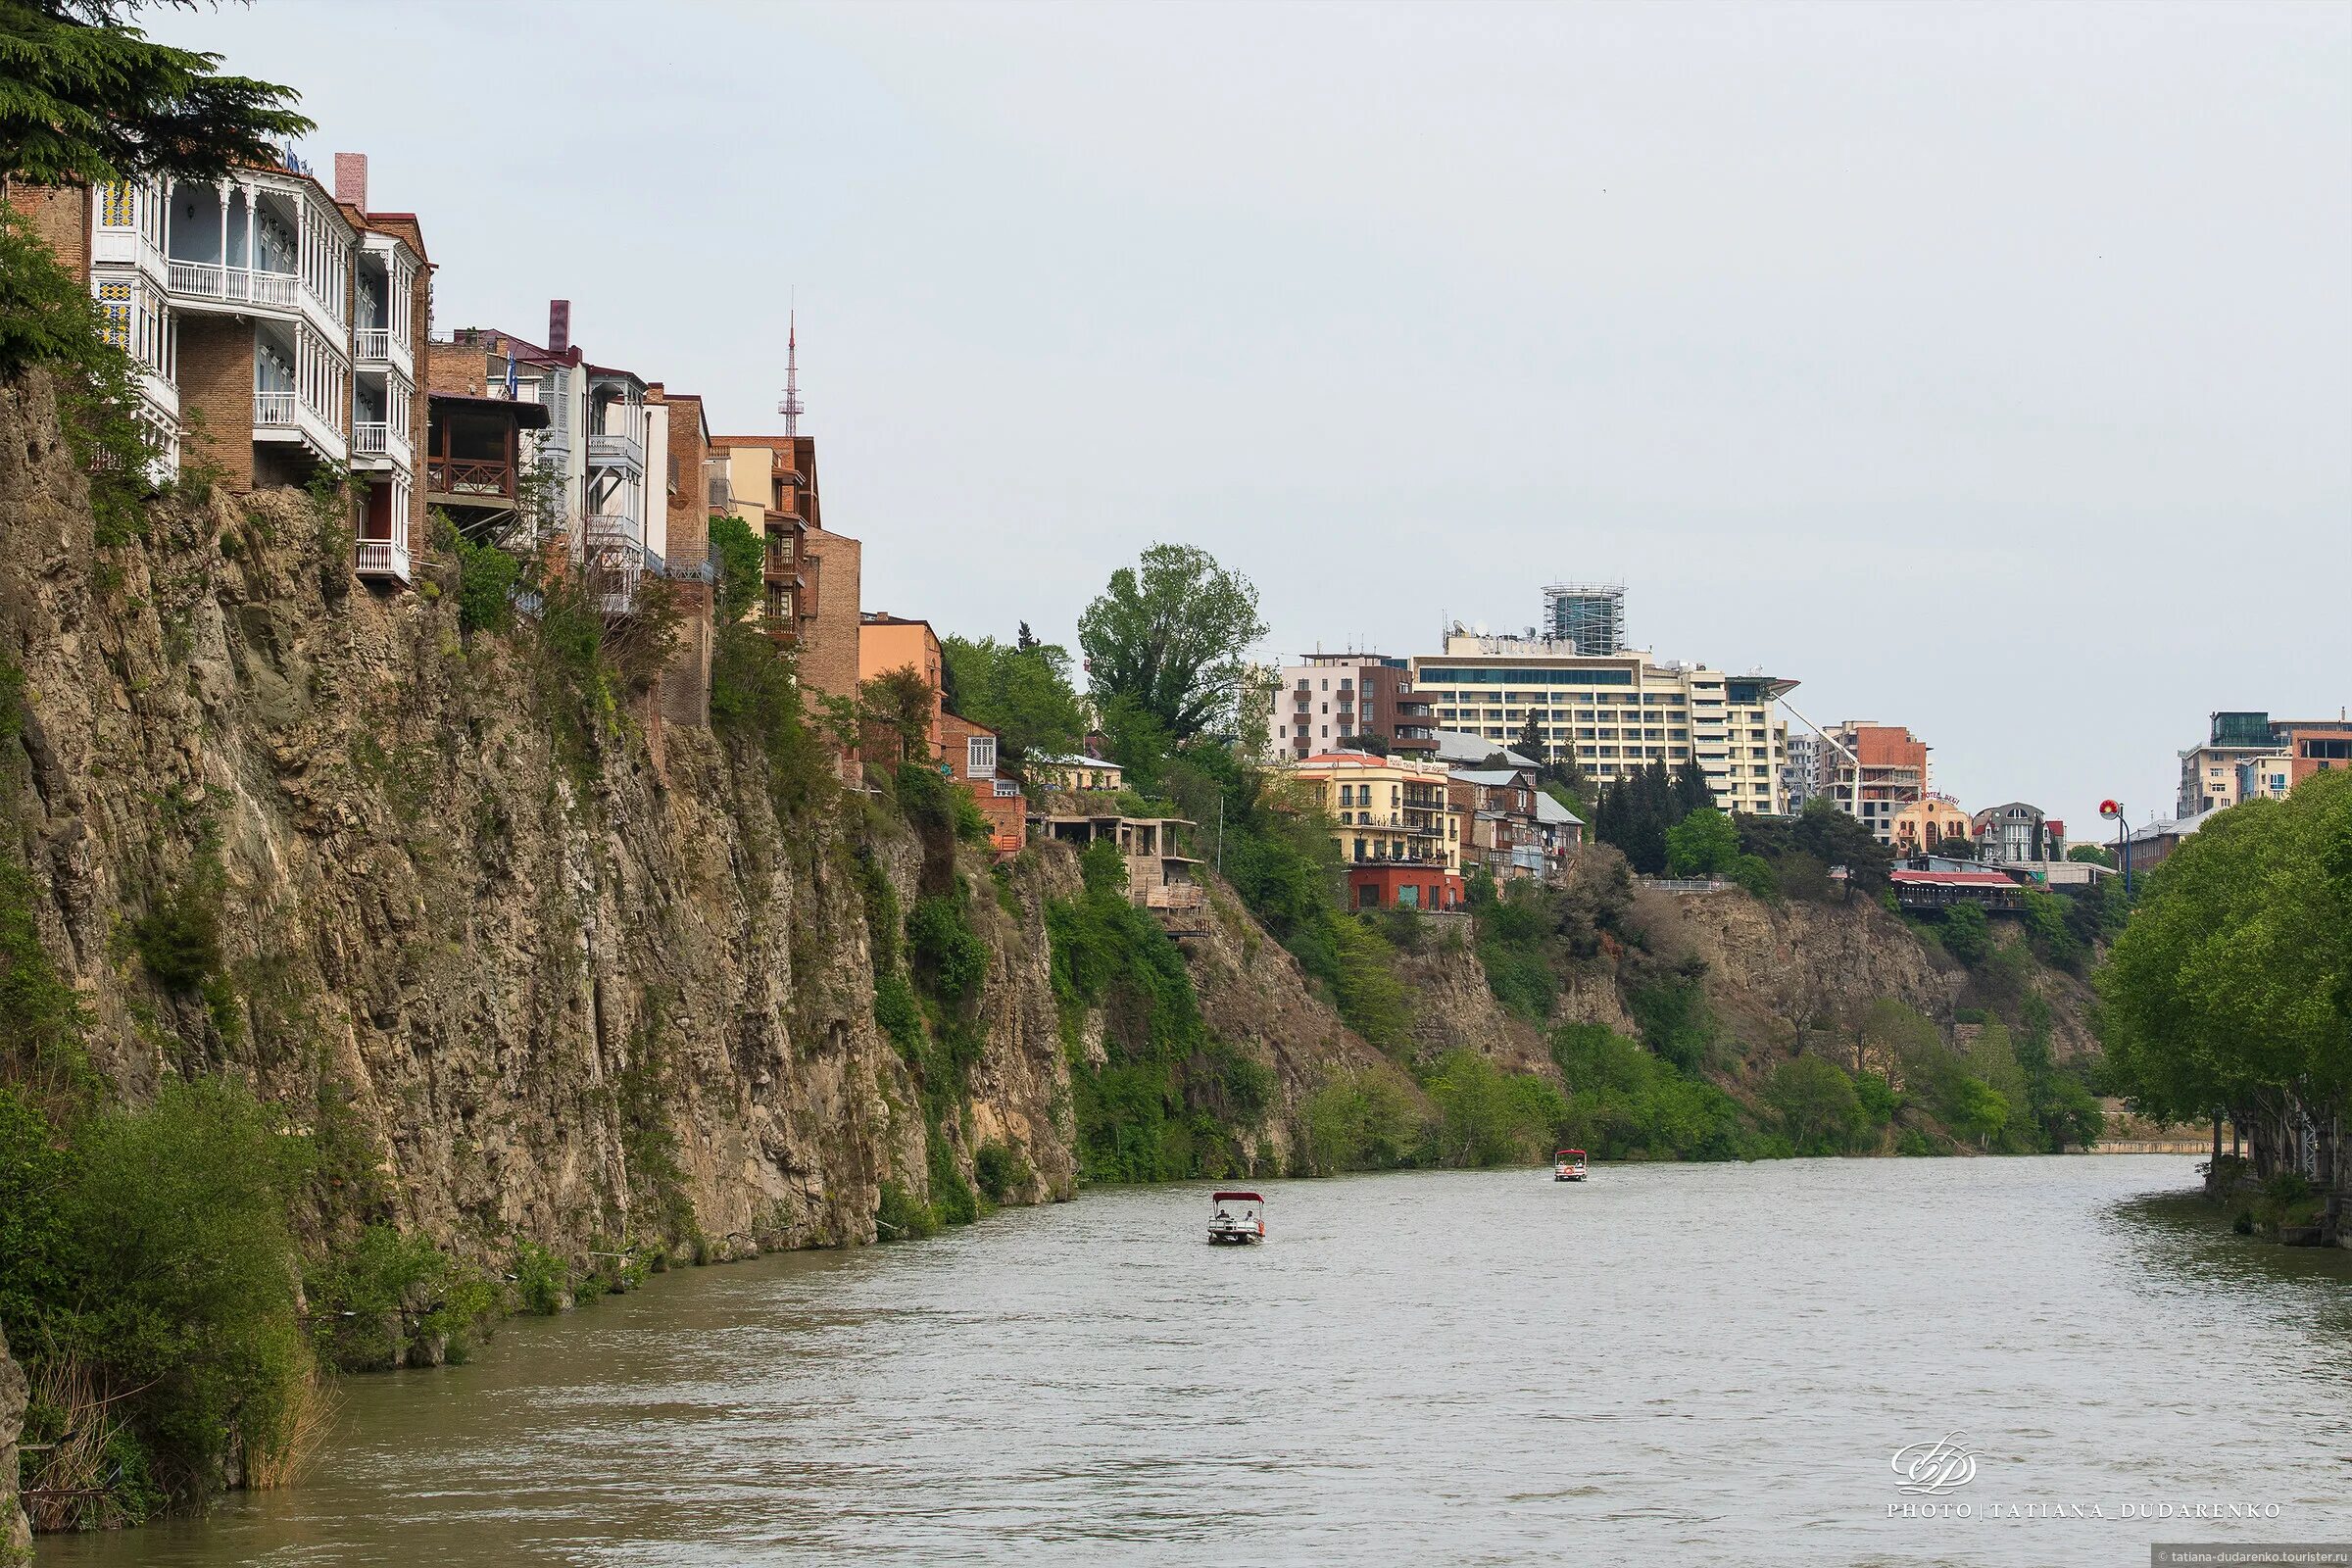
{"left": 1077, "top": 543, "right": 1267, "bottom": 742}
{"left": 940, "top": 632, "right": 1085, "bottom": 782}
{"left": 0, "top": 1, "right": 313, "bottom": 188}
{"left": 1517, "top": 708, "right": 1546, "bottom": 762}
{"left": 2068, "top": 843, "right": 2116, "bottom": 868}
{"left": 2099, "top": 771, "right": 2351, "bottom": 1202}
{"left": 1665, "top": 808, "right": 1740, "bottom": 877}
{"left": 1938, "top": 902, "right": 1990, "bottom": 966}
{"left": 1765, "top": 1055, "right": 1864, "bottom": 1154}
{"left": 859, "top": 664, "right": 936, "bottom": 764}
{"left": 707, "top": 512, "right": 764, "bottom": 625}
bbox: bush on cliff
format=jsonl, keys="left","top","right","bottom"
{"left": 1550, "top": 1023, "right": 1756, "bottom": 1161}
{"left": 0, "top": 1081, "right": 318, "bottom": 1524}
{"left": 1048, "top": 842, "right": 1260, "bottom": 1182}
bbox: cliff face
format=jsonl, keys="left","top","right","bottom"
{"left": 0, "top": 369, "right": 1072, "bottom": 1264}
{"left": 1, "top": 1325, "right": 25, "bottom": 1562}
{"left": 1628, "top": 885, "right": 1960, "bottom": 1052}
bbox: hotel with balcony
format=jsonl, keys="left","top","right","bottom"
{"left": 34, "top": 152, "right": 429, "bottom": 585}
{"left": 1409, "top": 629, "right": 1794, "bottom": 815}
{"left": 1284, "top": 750, "right": 1467, "bottom": 910}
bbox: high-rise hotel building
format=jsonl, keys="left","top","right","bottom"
{"left": 1408, "top": 631, "right": 1794, "bottom": 815}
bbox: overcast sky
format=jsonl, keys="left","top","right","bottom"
{"left": 154, "top": 0, "right": 2350, "bottom": 834}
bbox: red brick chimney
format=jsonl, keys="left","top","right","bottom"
{"left": 332, "top": 152, "right": 368, "bottom": 209}
{"left": 548, "top": 300, "right": 570, "bottom": 356}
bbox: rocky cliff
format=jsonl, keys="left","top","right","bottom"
{"left": 0, "top": 1325, "right": 25, "bottom": 1564}
{"left": 0, "top": 368, "right": 1082, "bottom": 1269}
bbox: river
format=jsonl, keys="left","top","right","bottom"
{"left": 38, "top": 1155, "right": 2352, "bottom": 1567}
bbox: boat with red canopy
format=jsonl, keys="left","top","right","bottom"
{"left": 1207, "top": 1190, "right": 1265, "bottom": 1244}
{"left": 1553, "top": 1149, "right": 1589, "bottom": 1182}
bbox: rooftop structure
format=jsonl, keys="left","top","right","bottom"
{"left": 1541, "top": 582, "right": 1626, "bottom": 656}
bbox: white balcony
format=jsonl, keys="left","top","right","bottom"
{"left": 254, "top": 390, "right": 296, "bottom": 426}
{"left": 355, "top": 538, "right": 411, "bottom": 581}
{"left": 354, "top": 420, "right": 389, "bottom": 455}
{"left": 356, "top": 327, "right": 391, "bottom": 363}
{"left": 585, "top": 431, "right": 645, "bottom": 472}
{"left": 170, "top": 262, "right": 298, "bottom": 311}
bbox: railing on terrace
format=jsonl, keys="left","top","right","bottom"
{"left": 1641, "top": 876, "right": 1731, "bottom": 894}
{"left": 353, "top": 420, "right": 389, "bottom": 455}
{"left": 169, "top": 261, "right": 298, "bottom": 308}
{"left": 354, "top": 538, "right": 410, "bottom": 579}
{"left": 424, "top": 458, "right": 514, "bottom": 497}
{"left": 585, "top": 431, "right": 645, "bottom": 468}
{"left": 355, "top": 327, "right": 391, "bottom": 361}
{"left": 253, "top": 390, "right": 295, "bottom": 426}
{"left": 659, "top": 545, "right": 714, "bottom": 582}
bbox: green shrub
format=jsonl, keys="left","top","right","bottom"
{"left": 951, "top": 787, "right": 993, "bottom": 845}
{"left": 447, "top": 524, "right": 521, "bottom": 637}
{"left": 875, "top": 1179, "right": 938, "bottom": 1242}
{"left": 972, "top": 1140, "right": 1030, "bottom": 1203}
{"left": 17, "top": 1080, "right": 315, "bottom": 1512}
{"left": 1763, "top": 1055, "right": 1864, "bottom": 1154}
{"left": 1421, "top": 1050, "right": 1567, "bottom": 1167}
{"left": 906, "top": 894, "right": 988, "bottom": 1008}
{"left": 1938, "top": 903, "right": 1991, "bottom": 966}
{"left": 511, "top": 1241, "right": 567, "bottom": 1315}
{"left": 927, "top": 1138, "right": 980, "bottom": 1227}
{"left": 1550, "top": 1023, "right": 1756, "bottom": 1161}
{"left": 130, "top": 879, "right": 222, "bottom": 995}
{"left": 1297, "top": 1067, "right": 1424, "bottom": 1174}
{"left": 1627, "top": 973, "right": 1713, "bottom": 1071}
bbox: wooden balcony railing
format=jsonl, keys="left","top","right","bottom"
{"left": 424, "top": 458, "right": 514, "bottom": 497}
{"left": 253, "top": 390, "right": 295, "bottom": 426}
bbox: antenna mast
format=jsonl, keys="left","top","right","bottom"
{"left": 777, "top": 311, "right": 805, "bottom": 435}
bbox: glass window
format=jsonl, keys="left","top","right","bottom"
{"left": 966, "top": 736, "right": 997, "bottom": 777}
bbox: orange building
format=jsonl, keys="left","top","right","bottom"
{"left": 858, "top": 612, "right": 944, "bottom": 760}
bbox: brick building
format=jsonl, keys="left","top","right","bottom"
{"left": 25, "top": 153, "right": 430, "bottom": 584}
{"left": 939, "top": 710, "right": 1026, "bottom": 854}
{"left": 711, "top": 434, "right": 861, "bottom": 704}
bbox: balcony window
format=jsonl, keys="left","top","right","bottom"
{"left": 967, "top": 736, "right": 997, "bottom": 778}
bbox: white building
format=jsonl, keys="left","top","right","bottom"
{"left": 1407, "top": 630, "right": 1793, "bottom": 815}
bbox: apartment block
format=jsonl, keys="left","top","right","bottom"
{"left": 1284, "top": 751, "right": 1466, "bottom": 910}
{"left": 30, "top": 153, "right": 429, "bottom": 583}
{"left": 1812, "top": 721, "right": 1930, "bottom": 844}
{"left": 1407, "top": 631, "right": 1793, "bottom": 815}
{"left": 1270, "top": 653, "right": 1439, "bottom": 760}
{"left": 2177, "top": 711, "right": 2352, "bottom": 815}
{"left": 711, "top": 434, "right": 860, "bottom": 703}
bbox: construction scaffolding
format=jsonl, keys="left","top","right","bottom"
{"left": 1540, "top": 581, "right": 1626, "bottom": 656}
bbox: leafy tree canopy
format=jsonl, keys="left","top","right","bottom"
{"left": 940, "top": 632, "right": 1085, "bottom": 781}
{"left": 1077, "top": 543, "right": 1266, "bottom": 743}
{"left": 1, "top": 1, "right": 313, "bottom": 187}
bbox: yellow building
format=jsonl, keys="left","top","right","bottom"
{"left": 1888, "top": 796, "right": 1973, "bottom": 857}
{"left": 1410, "top": 631, "right": 1793, "bottom": 815}
{"left": 1285, "top": 751, "right": 1463, "bottom": 872}
{"left": 1031, "top": 755, "right": 1125, "bottom": 794}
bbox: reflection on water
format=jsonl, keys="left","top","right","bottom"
{"left": 37, "top": 1156, "right": 2352, "bottom": 1568}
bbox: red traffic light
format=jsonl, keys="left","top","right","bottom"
{"left": 2098, "top": 799, "right": 2122, "bottom": 818}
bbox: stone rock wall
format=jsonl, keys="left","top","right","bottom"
{"left": 0, "top": 1324, "right": 25, "bottom": 1562}
{"left": 0, "top": 368, "right": 1071, "bottom": 1264}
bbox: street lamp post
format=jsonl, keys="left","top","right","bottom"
{"left": 2099, "top": 798, "right": 2131, "bottom": 897}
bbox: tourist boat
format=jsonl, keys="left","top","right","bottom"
{"left": 1553, "top": 1149, "right": 1589, "bottom": 1182}
{"left": 1207, "top": 1190, "right": 1265, "bottom": 1245}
